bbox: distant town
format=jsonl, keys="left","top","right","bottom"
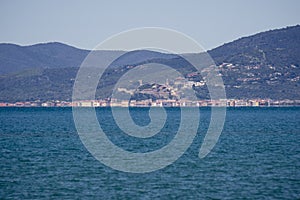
{"left": 0, "top": 98, "right": 299, "bottom": 107}
{"left": 1, "top": 74, "right": 299, "bottom": 107}
{"left": 1, "top": 72, "right": 299, "bottom": 108}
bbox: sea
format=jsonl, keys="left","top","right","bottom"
{"left": 0, "top": 107, "right": 299, "bottom": 199}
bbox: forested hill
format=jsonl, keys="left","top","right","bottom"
{"left": 209, "top": 25, "right": 300, "bottom": 67}
{"left": 0, "top": 25, "right": 299, "bottom": 101}
{"left": 0, "top": 42, "right": 89, "bottom": 75}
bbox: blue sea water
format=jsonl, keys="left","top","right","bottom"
{"left": 0, "top": 107, "right": 299, "bottom": 199}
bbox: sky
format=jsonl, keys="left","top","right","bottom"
{"left": 0, "top": 0, "right": 299, "bottom": 51}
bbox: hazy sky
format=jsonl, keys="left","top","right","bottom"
{"left": 0, "top": 0, "right": 299, "bottom": 50}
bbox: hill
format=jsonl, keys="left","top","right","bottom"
{"left": 209, "top": 25, "right": 300, "bottom": 67}
{"left": 0, "top": 42, "right": 89, "bottom": 75}
{"left": 208, "top": 25, "right": 300, "bottom": 99}
{"left": 0, "top": 25, "right": 299, "bottom": 102}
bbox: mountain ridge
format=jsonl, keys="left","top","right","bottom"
{"left": 209, "top": 25, "right": 300, "bottom": 66}
{"left": 0, "top": 25, "right": 299, "bottom": 101}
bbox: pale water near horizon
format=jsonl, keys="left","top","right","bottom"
{"left": 0, "top": 107, "right": 299, "bottom": 199}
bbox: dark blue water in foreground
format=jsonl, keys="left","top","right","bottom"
{"left": 0, "top": 107, "right": 299, "bottom": 199}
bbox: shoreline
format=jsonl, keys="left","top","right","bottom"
{"left": 0, "top": 105, "right": 299, "bottom": 108}
{"left": 1, "top": 99, "right": 300, "bottom": 108}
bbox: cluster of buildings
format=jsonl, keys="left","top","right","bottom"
{"left": 0, "top": 68, "right": 299, "bottom": 108}
{"left": 0, "top": 99, "right": 299, "bottom": 107}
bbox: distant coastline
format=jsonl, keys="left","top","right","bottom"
{"left": 1, "top": 99, "right": 299, "bottom": 107}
